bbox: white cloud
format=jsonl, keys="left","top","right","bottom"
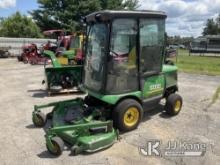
{"left": 138, "top": 0, "right": 220, "bottom": 37}
{"left": 0, "top": 0, "right": 16, "bottom": 9}
{"left": 157, "top": 0, "right": 188, "bottom": 18}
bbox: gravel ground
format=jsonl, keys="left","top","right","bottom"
{"left": 0, "top": 58, "right": 219, "bottom": 165}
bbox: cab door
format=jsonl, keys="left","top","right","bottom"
{"left": 139, "top": 18, "right": 165, "bottom": 100}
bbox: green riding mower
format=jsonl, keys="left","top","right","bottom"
{"left": 32, "top": 10, "right": 183, "bottom": 156}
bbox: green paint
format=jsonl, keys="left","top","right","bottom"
{"left": 45, "top": 65, "right": 82, "bottom": 91}
{"left": 162, "top": 64, "right": 178, "bottom": 73}
{"left": 33, "top": 97, "right": 117, "bottom": 155}
{"left": 142, "top": 74, "right": 165, "bottom": 98}
{"left": 162, "top": 64, "right": 178, "bottom": 88}
{"left": 83, "top": 89, "right": 142, "bottom": 105}
{"left": 43, "top": 50, "right": 77, "bottom": 68}
{"left": 210, "top": 86, "right": 220, "bottom": 106}
{"left": 43, "top": 50, "right": 62, "bottom": 67}
{"left": 62, "top": 50, "right": 76, "bottom": 59}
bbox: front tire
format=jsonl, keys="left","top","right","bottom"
{"left": 113, "top": 99, "right": 143, "bottom": 132}
{"left": 46, "top": 137, "right": 64, "bottom": 156}
{"left": 32, "top": 112, "right": 46, "bottom": 127}
{"left": 165, "top": 93, "right": 183, "bottom": 115}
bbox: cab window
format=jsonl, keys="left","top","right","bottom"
{"left": 106, "top": 19, "right": 138, "bottom": 94}
{"left": 139, "top": 19, "right": 165, "bottom": 74}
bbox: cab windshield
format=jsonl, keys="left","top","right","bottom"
{"left": 84, "top": 23, "right": 108, "bottom": 91}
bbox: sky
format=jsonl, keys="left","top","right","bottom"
{"left": 0, "top": 0, "right": 38, "bottom": 17}
{"left": 0, "top": 0, "right": 220, "bottom": 37}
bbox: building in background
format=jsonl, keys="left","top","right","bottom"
{"left": 190, "top": 35, "right": 220, "bottom": 55}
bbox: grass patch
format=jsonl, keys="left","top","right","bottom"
{"left": 211, "top": 86, "right": 220, "bottom": 105}
{"left": 172, "top": 49, "right": 220, "bottom": 76}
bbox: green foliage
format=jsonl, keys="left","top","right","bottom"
{"left": 166, "top": 34, "right": 193, "bottom": 48}
{"left": 176, "top": 49, "right": 220, "bottom": 76}
{"left": 0, "top": 12, "right": 42, "bottom": 38}
{"left": 30, "top": 0, "right": 139, "bottom": 31}
{"left": 211, "top": 86, "right": 220, "bottom": 105}
{"left": 203, "top": 14, "right": 220, "bottom": 36}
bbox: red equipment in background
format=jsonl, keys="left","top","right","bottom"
{"left": 18, "top": 43, "right": 51, "bottom": 65}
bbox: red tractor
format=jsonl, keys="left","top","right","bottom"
{"left": 17, "top": 30, "right": 63, "bottom": 64}
{"left": 17, "top": 43, "right": 52, "bottom": 65}
{"left": 28, "top": 44, "right": 52, "bottom": 65}
{"left": 17, "top": 30, "right": 80, "bottom": 65}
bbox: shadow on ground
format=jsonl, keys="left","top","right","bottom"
{"left": 27, "top": 89, "right": 48, "bottom": 98}
{"left": 27, "top": 89, "right": 85, "bottom": 98}
{"left": 25, "top": 124, "right": 37, "bottom": 129}
{"left": 37, "top": 151, "right": 60, "bottom": 159}
{"left": 142, "top": 104, "right": 173, "bottom": 122}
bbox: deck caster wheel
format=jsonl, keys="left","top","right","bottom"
{"left": 113, "top": 99, "right": 143, "bottom": 132}
{"left": 71, "top": 145, "right": 81, "bottom": 155}
{"left": 47, "top": 137, "right": 64, "bottom": 156}
{"left": 32, "top": 112, "right": 46, "bottom": 127}
{"left": 165, "top": 93, "right": 183, "bottom": 115}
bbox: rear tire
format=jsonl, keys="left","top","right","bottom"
{"left": 165, "top": 93, "right": 183, "bottom": 115}
{"left": 113, "top": 99, "right": 143, "bottom": 132}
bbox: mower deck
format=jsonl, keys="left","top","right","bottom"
{"left": 32, "top": 98, "right": 118, "bottom": 155}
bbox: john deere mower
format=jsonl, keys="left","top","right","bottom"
{"left": 32, "top": 10, "right": 183, "bottom": 156}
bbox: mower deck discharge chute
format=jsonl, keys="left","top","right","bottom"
{"left": 32, "top": 10, "right": 183, "bottom": 156}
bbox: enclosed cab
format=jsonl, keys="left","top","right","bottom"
{"left": 82, "top": 10, "right": 182, "bottom": 131}
{"left": 83, "top": 11, "right": 178, "bottom": 101}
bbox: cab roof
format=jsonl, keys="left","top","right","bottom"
{"left": 85, "top": 10, "right": 167, "bottom": 23}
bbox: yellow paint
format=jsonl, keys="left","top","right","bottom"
{"left": 57, "top": 57, "right": 68, "bottom": 65}
{"left": 174, "top": 100, "right": 181, "bottom": 112}
{"left": 123, "top": 107, "right": 139, "bottom": 127}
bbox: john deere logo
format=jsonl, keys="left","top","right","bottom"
{"left": 149, "top": 84, "right": 162, "bottom": 91}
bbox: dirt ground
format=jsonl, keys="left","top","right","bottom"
{"left": 0, "top": 58, "right": 219, "bottom": 165}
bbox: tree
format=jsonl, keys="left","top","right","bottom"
{"left": 166, "top": 34, "right": 193, "bottom": 48}
{"left": 30, "top": 0, "right": 139, "bottom": 31}
{"left": 0, "top": 12, "right": 42, "bottom": 38}
{"left": 202, "top": 14, "right": 220, "bottom": 36}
